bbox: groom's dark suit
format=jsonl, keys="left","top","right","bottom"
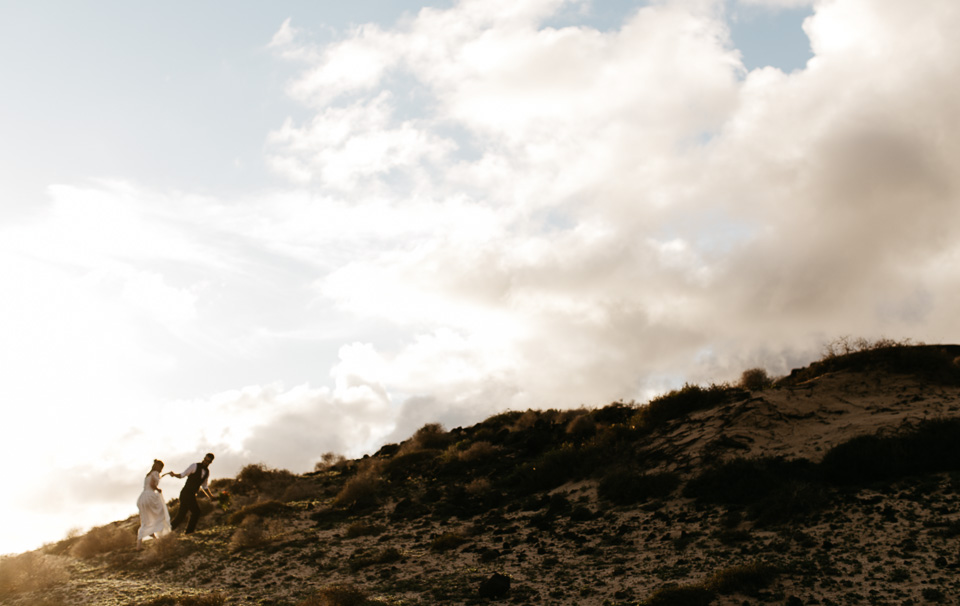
{"left": 171, "top": 460, "right": 209, "bottom": 533}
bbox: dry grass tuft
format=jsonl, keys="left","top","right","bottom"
{"left": 228, "top": 515, "right": 280, "bottom": 552}
{"left": 70, "top": 523, "right": 136, "bottom": 558}
{"left": 333, "top": 460, "right": 384, "bottom": 510}
{"left": 141, "top": 533, "right": 192, "bottom": 568}
{"left": 0, "top": 551, "right": 69, "bottom": 596}
{"left": 457, "top": 440, "right": 498, "bottom": 462}
{"left": 314, "top": 452, "right": 347, "bottom": 472}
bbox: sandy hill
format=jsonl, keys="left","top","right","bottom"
{"left": 3, "top": 343, "right": 960, "bottom": 606}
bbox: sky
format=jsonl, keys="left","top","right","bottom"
{"left": 2, "top": 0, "right": 959, "bottom": 555}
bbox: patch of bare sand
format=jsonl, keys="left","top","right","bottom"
{"left": 648, "top": 372, "right": 960, "bottom": 470}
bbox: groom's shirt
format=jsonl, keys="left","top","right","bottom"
{"left": 179, "top": 463, "right": 210, "bottom": 491}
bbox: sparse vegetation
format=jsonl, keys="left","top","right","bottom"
{"left": 0, "top": 552, "right": 68, "bottom": 596}
{"left": 10, "top": 342, "right": 960, "bottom": 606}
{"left": 235, "top": 463, "right": 296, "bottom": 498}
{"left": 632, "top": 383, "right": 743, "bottom": 432}
{"left": 739, "top": 367, "right": 773, "bottom": 391}
{"left": 70, "top": 523, "right": 136, "bottom": 558}
{"left": 333, "top": 461, "right": 383, "bottom": 510}
{"left": 598, "top": 469, "right": 679, "bottom": 505}
{"left": 820, "top": 418, "right": 960, "bottom": 484}
{"left": 229, "top": 515, "right": 277, "bottom": 551}
{"left": 314, "top": 452, "right": 347, "bottom": 472}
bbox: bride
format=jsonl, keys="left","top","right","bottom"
{"left": 137, "top": 459, "right": 172, "bottom": 547}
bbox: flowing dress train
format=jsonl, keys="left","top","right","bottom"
{"left": 137, "top": 471, "right": 171, "bottom": 543}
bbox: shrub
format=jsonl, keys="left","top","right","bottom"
{"left": 464, "top": 477, "right": 493, "bottom": 497}
{"left": 505, "top": 443, "right": 583, "bottom": 493}
{"left": 314, "top": 452, "right": 347, "bottom": 472}
{"left": 780, "top": 340, "right": 960, "bottom": 386}
{"left": 235, "top": 463, "right": 295, "bottom": 497}
{"left": 632, "top": 384, "right": 737, "bottom": 433}
{"left": 384, "top": 449, "right": 439, "bottom": 481}
{"left": 511, "top": 409, "right": 545, "bottom": 431}
{"left": 401, "top": 423, "right": 452, "bottom": 452}
{"left": 457, "top": 441, "right": 498, "bottom": 462}
{"left": 739, "top": 368, "right": 772, "bottom": 391}
{"left": 598, "top": 469, "right": 679, "bottom": 505}
{"left": 0, "top": 552, "right": 69, "bottom": 596}
{"left": 592, "top": 401, "right": 637, "bottom": 425}
{"left": 821, "top": 418, "right": 960, "bottom": 484}
{"left": 565, "top": 412, "right": 596, "bottom": 440}
{"left": 70, "top": 524, "right": 136, "bottom": 558}
{"left": 642, "top": 584, "right": 715, "bottom": 606}
{"left": 297, "top": 583, "right": 367, "bottom": 606}
{"left": 683, "top": 456, "right": 817, "bottom": 506}
{"left": 141, "top": 533, "right": 194, "bottom": 568}
{"left": 229, "top": 516, "right": 273, "bottom": 552}
{"left": 333, "top": 461, "right": 383, "bottom": 510}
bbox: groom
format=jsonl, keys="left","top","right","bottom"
{"left": 170, "top": 452, "right": 215, "bottom": 534}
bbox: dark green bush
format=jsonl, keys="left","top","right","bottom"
{"left": 504, "top": 444, "right": 584, "bottom": 493}
{"left": 235, "top": 463, "right": 296, "bottom": 497}
{"left": 821, "top": 418, "right": 960, "bottom": 484}
{"left": 683, "top": 457, "right": 817, "bottom": 506}
{"left": 739, "top": 368, "right": 773, "bottom": 391}
{"left": 384, "top": 450, "right": 439, "bottom": 481}
{"left": 632, "top": 384, "right": 741, "bottom": 432}
{"left": 780, "top": 342, "right": 960, "bottom": 386}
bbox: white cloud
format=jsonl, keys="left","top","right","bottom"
{"left": 265, "top": 0, "right": 960, "bottom": 413}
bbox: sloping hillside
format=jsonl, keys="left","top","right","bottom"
{"left": 4, "top": 343, "right": 960, "bottom": 606}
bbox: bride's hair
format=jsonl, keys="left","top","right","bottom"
{"left": 151, "top": 459, "right": 164, "bottom": 472}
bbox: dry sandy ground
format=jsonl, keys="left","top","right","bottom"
{"left": 4, "top": 369, "right": 960, "bottom": 606}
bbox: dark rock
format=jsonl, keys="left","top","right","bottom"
{"left": 478, "top": 572, "right": 511, "bottom": 599}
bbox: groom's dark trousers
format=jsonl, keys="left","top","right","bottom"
{"left": 171, "top": 490, "right": 203, "bottom": 533}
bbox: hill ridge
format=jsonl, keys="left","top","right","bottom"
{"left": 4, "top": 343, "right": 960, "bottom": 605}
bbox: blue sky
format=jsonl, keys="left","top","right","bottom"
{"left": 0, "top": 1, "right": 812, "bottom": 211}
{"left": 4, "top": 0, "right": 959, "bottom": 555}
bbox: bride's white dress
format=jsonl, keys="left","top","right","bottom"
{"left": 137, "top": 471, "right": 171, "bottom": 542}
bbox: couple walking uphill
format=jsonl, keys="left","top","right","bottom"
{"left": 136, "top": 453, "right": 216, "bottom": 547}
